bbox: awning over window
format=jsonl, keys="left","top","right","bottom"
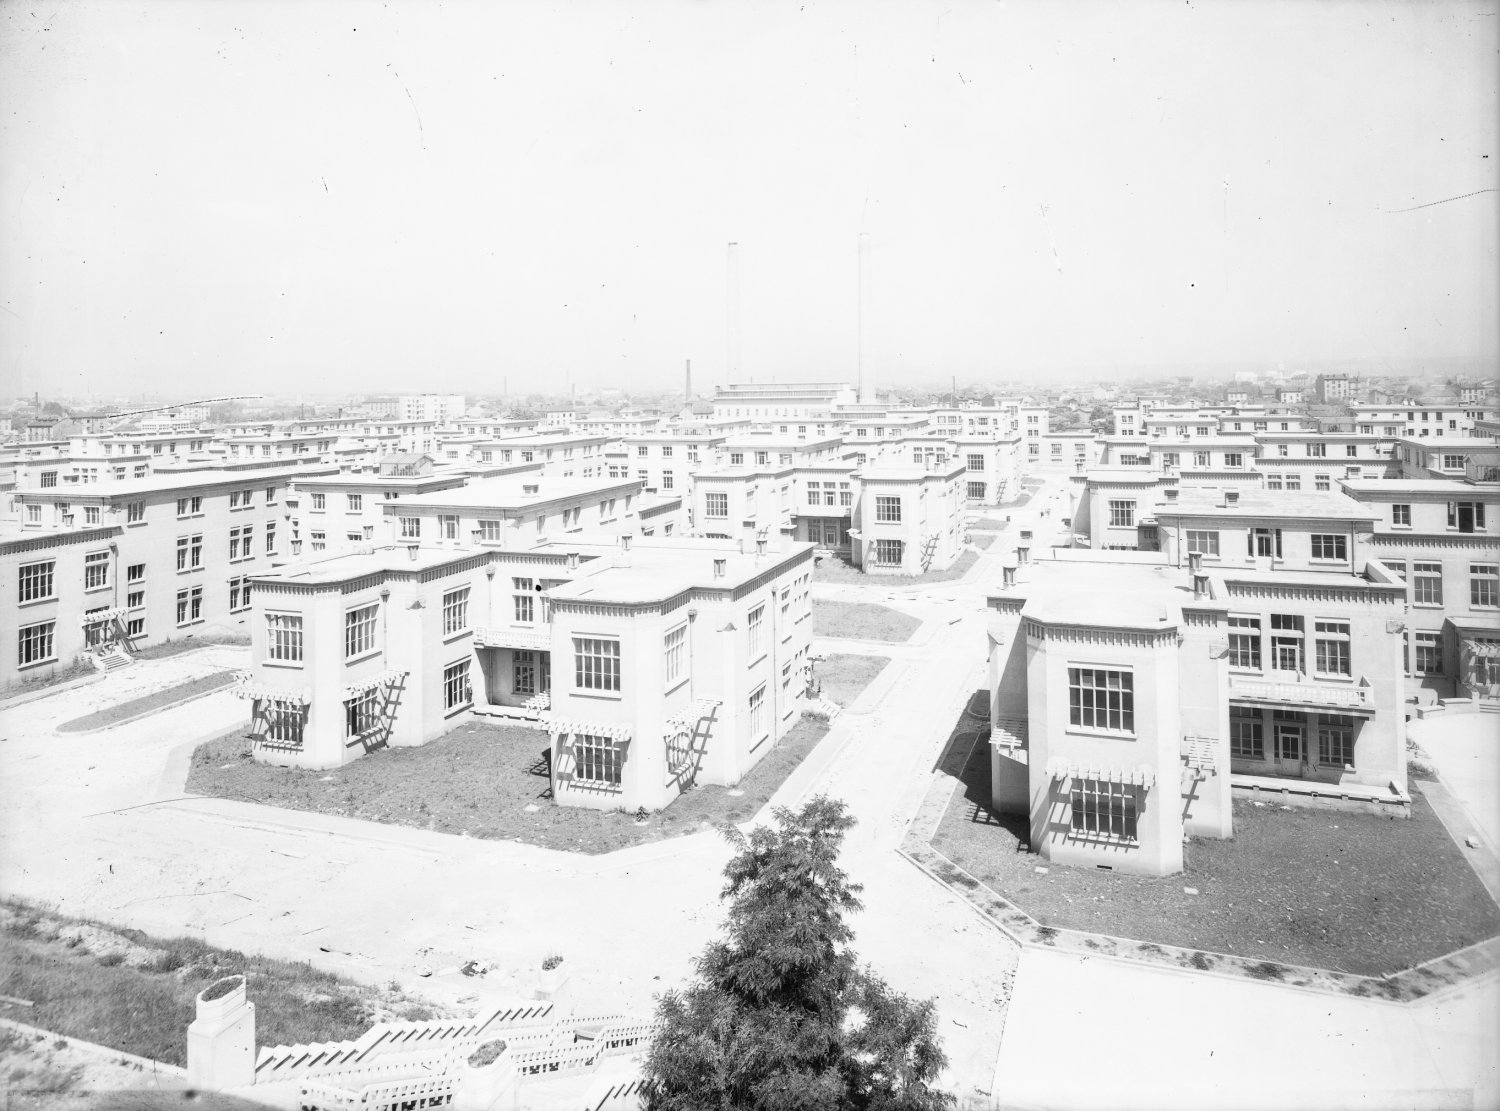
{"left": 1044, "top": 758, "right": 1156, "bottom": 787}
{"left": 341, "top": 669, "right": 409, "bottom": 699}
{"left": 537, "top": 716, "right": 633, "bottom": 741}
{"left": 79, "top": 607, "right": 128, "bottom": 626}
{"left": 232, "top": 674, "right": 311, "bottom": 706}
{"left": 1462, "top": 639, "right": 1500, "bottom": 660}
{"left": 664, "top": 699, "right": 721, "bottom": 737}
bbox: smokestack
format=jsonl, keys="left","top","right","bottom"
{"left": 685, "top": 358, "right": 692, "bottom": 405}
{"left": 727, "top": 243, "right": 741, "bottom": 381}
{"left": 857, "top": 233, "right": 873, "bottom": 404}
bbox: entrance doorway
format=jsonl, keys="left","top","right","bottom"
{"left": 1274, "top": 723, "right": 1305, "bottom": 777}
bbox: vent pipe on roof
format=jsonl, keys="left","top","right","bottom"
{"left": 1225, "top": 489, "right": 1240, "bottom": 507}
{"left": 1002, "top": 564, "right": 1017, "bottom": 589}
{"left": 713, "top": 557, "right": 727, "bottom": 579}
{"left": 566, "top": 551, "right": 579, "bottom": 571}
{"left": 407, "top": 544, "right": 419, "bottom": 562}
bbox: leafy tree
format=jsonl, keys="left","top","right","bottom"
{"left": 644, "top": 796, "right": 952, "bottom": 1111}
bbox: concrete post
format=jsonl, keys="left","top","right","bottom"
{"left": 452, "top": 1042, "right": 520, "bottom": 1111}
{"left": 186, "top": 975, "right": 255, "bottom": 1090}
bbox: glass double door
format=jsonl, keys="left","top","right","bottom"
{"left": 1273, "top": 723, "right": 1305, "bottom": 777}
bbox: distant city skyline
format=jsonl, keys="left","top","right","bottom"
{"left": 2, "top": 1, "right": 1495, "bottom": 399}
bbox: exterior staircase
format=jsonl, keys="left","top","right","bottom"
{"left": 92, "top": 645, "right": 133, "bottom": 673}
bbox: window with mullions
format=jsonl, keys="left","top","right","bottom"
{"left": 513, "top": 650, "right": 538, "bottom": 695}
{"left": 874, "top": 539, "right": 905, "bottom": 566}
{"left": 573, "top": 734, "right": 622, "bottom": 785}
{"left": 1230, "top": 707, "right": 1263, "bottom": 758}
{"left": 574, "top": 637, "right": 620, "bottom": 691}
{"left": 442, "top": 587, "right": 470, "bottom": 636}
{"left": 512, "top": 577, "right": 536, "bottom": 623}
{"left": 966, "top": 453, "right": 985, "bottom": 472}
{"left": 1108, "top": 500, "right": 1135, "bottom": 527}
{"left": 345, "top": 689, "right": 380, "bottom": 738}
{"left": 18, "top": 621, "right": 55, "bottom": 667}
{"left": 1310, "top": 534, "right": 1347, "bottom": 561}
{"left": 1414, "top": 632, "right": 1443, "bottom": 675}
{"left": 1185, "top": 530, "right": 1219, "bottom": 557}
{"left": 1228, "top": 615, "right": 1261, "bottom": 669}
{"left": 1068, "top": 668, "right": 1134, "bottom": 733}
{"left": 1069, "top": 779, "right": 1139, "bottom": 842}
{"left": 1318, "top": 714, "right": 1355, "bottom": 768}
{"left": 1269, "top": 613, "right": 1304, "bottom": 672}
{"left": 749, "top": 684, "right": 767, "bottom": 742}
{"left": 748, "top": 605, "right": 765, "bottom": 657}
{"left": 229, "top": 577, "right": 252, "bottom": 613}
{"left": 266, "top": 613, "right": 303, "bottom": 662}
{"left": 1470, "top": 564, "right": 1499, "bottom": 608}
{"left": 399, "top": 517, "right": 421, "bottom": 539}
{"left": 18, "top": 560, "right": 55, "bottom": 603}
{"left": 705, "top": 492, "right": 728, "bottom": 518}
{"left": 875, "top": 496, "right": 902, "bottom": 523}
{"left": 443, "top": 659, "right": 472, "bottom": 711}
{"left": 260, "top": 704, "right": 305, "bottom": 749}
{"left": 1413, "top": 562, "right": 1443, "bottom": 606}
{"left": 1313, "top": 620, "right": 1351, "bottom": 677}
{"left": 664, "top": 624, "right": 686, "bottom": 686}
{"left": 345, "top": 604, "right": 378, "bottom": 658}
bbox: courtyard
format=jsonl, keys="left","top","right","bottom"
{"left": 810, "top": 598, "right": 923, "bottom": 642}
{"left": 930, "top": 714, "right": 1500, "bottom": 977}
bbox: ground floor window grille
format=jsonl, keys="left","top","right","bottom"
{"left": 573, "top": 734, "right": 622, "bottom": 786}
{"left": 1318, "top": 714, "right": 1355, "bottom": 768}
{"left": 514, "top": 650, "right": 537, "bottom": 695}
{"left": 345, "top": 689, "right": 379, "bottom": 738}
{"left": 444, "top": 659, "right": 472, "bottom": 711}
{"left": 261, "top": 703, "right": 306, "bottom": 749}
{"left": 873, "top": 539, "right": 904, "bottom": 566}
{"left": 1069, "top": 779, "right": 1139, "bottom": 842}
{"left": 1230, "top": 707, "right": 1263, "bottom": 758}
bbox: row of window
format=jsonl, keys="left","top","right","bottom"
{"left": 1230, "top": 708, "right": 1357, "bottom": 767}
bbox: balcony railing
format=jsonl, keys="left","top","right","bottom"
{"left": 473, "top": 626, "right": 549, "bottom": 651}
{"left": 1228, "top": 674, "right": 1370, "bottom": 711}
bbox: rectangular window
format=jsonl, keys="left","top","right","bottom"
{"left": 1285, "top": 474, "right": 1301, "bottom": 491}
{"left": 1194, "top": 451, "right": 1211, "bottom": 467}
{"left": 127, "top": 617, "right": 145, "bottom": 637}
{"left": 875, "top": 496, "right": 902, "bottom": 523}
{"left": 399, "top": 517, "right": 420, "bottom": 539}
{"left": 443, "top": 659, "right": 472, "bottom": 711}
{"left": 513, "top": 650, "right": 537, "bottom": 695}
{"left": 440, "top": 515, "right": 458, "bottom": 540}
{"left": 1413, "top": 562, "right": 1444, "bottom": 606}
{"left": 127, "top": 589, "right": 144, "bottom": 608}
{"left": 966, "top": 453, "right": 985, "bottom": 472}
{"left": 1470, "top": 564, "right": 1499, "bottom": 608}
{"left": 662, "top": 471, "right": 675, "bottom": 491}
{"left": 84, "top": 506, "right": 100, "bottom": 525}
{"left": 175, "top": 586, "right": 203, "bottom": 626}
{"left": 18, "top": 621, "right": 55, "bottom": 667}
{"left": 1224, "top": 453, "right": 1243, "bottom": 469}
{"left": 1069, "top": 779, "right": 1138, "bottom": 842}
{"left": 1315, "top": 474, "right": 1330, "bottom": 492}
{"left": 1414, "top": 632, "right": 1443, "bottom": 675}
{"left": 874, "top": 538, "right": 905, "bottom": 566}
{"left": 1228, "top": 615, "right": 1262, "bottom": 669}
{"left": 573, "top": 734, "right": 621, "bottom": 785}
{"left": 1230, "top": 707, "right": 1263, "bottom": 758}
{"left": 966, "top": 481, "right": 986, "bottom": 500}
{"left": 705, "top": 492, "right": 729, "bottom": 518}
{"left": 229, "top": 576, "right": 252, "bottom": 612}
{"left": 127, "top": 562, "right": 144, "bottom": 583}
{"left": 1185, "top": 530, "right": 1219, "bottom": 557}
{"left": 749, "top": 684, "right": 767, "bottom": 742}
{"left": 664, "top": 624, "right": 687, "bottom": 686}
{"left": 1392, "top": 504, "right": 1411, "bottom": 527}
{"left": 1108, "top": 500, "right": 1135, "bottom": 528}
{"left": 266, "top": 613, "right": 303, "bottom": 662}
{"left": 443, "top": 587, "right": 470, "bottom": 635}
{"left": 1310, "top": 534, "right": 1347, "bottom": 561}
{"left": 266, "top": 523, "right": 276, "bottom": 553}
{"left": 1384, "top": 559, "right": 1406, "bottom": 582}
{"left": 513, "top": 577, "right": 535, "bottom": 623}
{"left": 311, "top": 492, "right": 326, "bottom": 510}
{"left": 18, "top": 560, "right": 55, "bottom": 603}
{"left": 1307, "top": 443, "right": 1327, "bottom": 458}
{"left": 310, "top": 530, "right": 326, "bottom": 552}
{"left": 266, "top": 486, "right": 277, "bottom": 504}
{"left": 345, "top": 604, "right": 378, "bottom": 658}
{"left": 347, "top": 493, "right": 363, "bottom": 512}
{"left": 1068, "top": 667, "right": 1134, "bottom": 733}
{"left": 1313, "top": 620, "right": 1351, "bottom": 677}
{"left": 574, "top": 637, "right": 620, "bottom": 691}
{"left": 1318, "top": 715, "right": 1355, "bottom": 768}
{"left": 1441, "top": 454, "right": 1465, "bottom": 471}
{"left": 748, "top": 605, "right": 765, "bottom": 657}
{"left": 345, "top": 689, "right": 379, "bottom": 738}
{"left": 1266, "top": 474, "right": 1283, "bottom": 490}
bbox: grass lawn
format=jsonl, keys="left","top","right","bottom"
{"left": 0, "top": 658, "right": 96, "bottom": 700}
{"left": 55, "top": 672, "right": 238, "bottom": 734}
{"left": 185, "top": 717, "right": 832, "bottom": 855}
{"left": 971, "top": 534, "right": 996, "bottom": 551}
{"left": 0, "top": 900, "right": 443, "bottom": 1068}
{"left": 812, "top": 551, "right": 978, "bottom": 586}
{"left": 967, "top": 517, "right": 1011, "bottom": 531}
{"left": 810, "top": 599, "right": 922, "bottom": 643}
{"left": 815, "top": 654, "right": 891, "bottom": 708}
{"left": 931, "top": 733, "right": 1500, "bottom": 976}
{"left": 129, "top": 634, "right": 250, "bottom": 661}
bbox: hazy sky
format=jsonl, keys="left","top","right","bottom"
{"left": 1, "top": 0, "right": 1496, "bottom": 399}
